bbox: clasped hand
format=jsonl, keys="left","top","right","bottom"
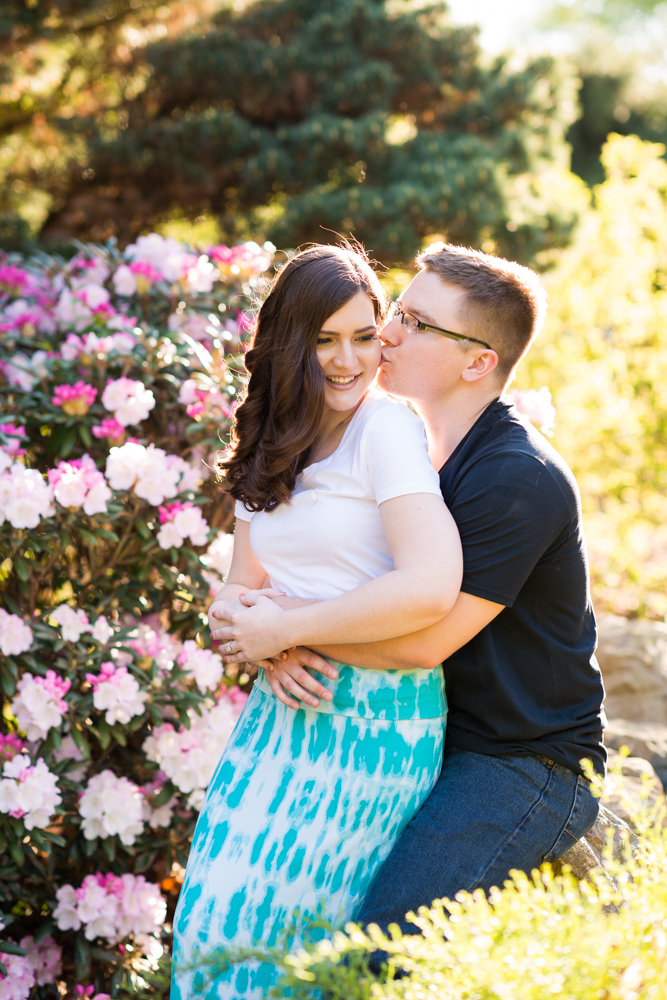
{"left": 210, "top": 589, "right": 288, "bottom": 663}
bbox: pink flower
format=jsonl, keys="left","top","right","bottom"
{"left": 0, "top": 264, "right": 32, "bottom": 296}
{"left": 0, "top": 423, "right": 26, "bottom": 456}
{"left": 47, "top": 454, "right": 112, "bottom": 515}
{"left": 85, "top": 660, "right": 116, "bottom": 689}
{"left": 52, "top": 381, "right": 97, "bottom": 416}
{"left": 20, "top": 934, "right": 63, "bottom": 986}
{"left": 509, "top": 387, "right": 555, "bottom": 437}
{"left": 209, "top": 242, "right": 272, "bottom": 277}
{"left": 129, "top": 260, "right": 163, "bottom": 290}
{"left": 0, "top": 733, "right": 26, "bottom": 765}
{"left": 92, "top": 418, "right": 125, "bottom": 446}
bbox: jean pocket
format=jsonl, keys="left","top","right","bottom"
{"left": 545, "top": 776, "right": 600, "bottom": 862}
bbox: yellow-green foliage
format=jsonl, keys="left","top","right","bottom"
{"left": 269, "top": 818, "right": 667, "bottom": 1000}
{"left": 521, "top": 133, "right": 667, "bottom": 618}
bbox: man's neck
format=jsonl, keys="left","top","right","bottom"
{"left": 415, "top": 386, "right": 503, "bottom": 472}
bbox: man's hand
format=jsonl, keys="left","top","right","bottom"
{"left": 260, "top": 647, "right": 339, "bottom": 710}
{"left": 214, "top": 594, "right": 289, "bottom": 662}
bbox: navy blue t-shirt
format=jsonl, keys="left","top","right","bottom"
{"left": 439, "top": 398, "right": 606, "bottom": 776}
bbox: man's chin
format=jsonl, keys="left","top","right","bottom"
{"left": 377, "top": 367, "right": 394, "bottom": 394}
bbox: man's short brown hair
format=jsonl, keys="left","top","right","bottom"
{"left": 416, "top": 243, "right": 547, "bottom": 386}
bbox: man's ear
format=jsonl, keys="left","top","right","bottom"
{"left": 461, "top": 349, "right": 498, "bottom": 383}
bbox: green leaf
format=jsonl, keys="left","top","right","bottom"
{"left": 96, "top": 527, "right": 120, "bottom": 542}
{"left": 78, "top": 527, "right": 99, "bottom": 546}
{"left": 91, "top": 946, "right": 120, "bottom": 963}
{"left": 135, "top": 520, "right": 151, "bottom": 540}
{"left": 61, "top": 425, "right": 78, "bottom": 458}
{"left": 96, "top": 716, "right": 111, "bottom": 750}
{"left": 9, "top": 841, "right": 24, "bottom": 867}
{"left": 0, "top": 941, "right": 27, "bottom": 956}
{"left": 83, "top": 836, "right": 97, "bottom": 857}
{"left": 27, "top": 828, "right": 50, "bottom": 854}
{"left": 78, "top": 423, "right": 93, "bottom": 446}
{"left": 111, "top": 726, "right": 127, "bottom": 746}
{"left": 0, "top": 666, "right": 16, "bottom": 698}
{"left": 34, "top": 920, "right": 55, "bottom": 943}
{"left": 75, "top": 932, "right": 91, "bottom": 981}
{"left": 41, "top": 830, "right": 66, "bottom": 847}
{"left": 13, "top": 556, "right": 30, "bottom": 581}
{"left": 133, "top": 850, "right": 157, "bottom": 873}
{"left": 153, "top": 782, "right": 175, "bottom": 807}
{"left": 70, "top": 724, "right": 91, "bottom": 759}
{"left": 102, "top": 836, "right": 116, "bottom": 862}
{"left": 0, "top": 962, "right": 7, "bottom": 978}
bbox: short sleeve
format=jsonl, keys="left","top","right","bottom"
{"left": 234, "top": 500, "right": 254, "bottom": 522}
{"left": 451, "top": 453, "right": 572, "bottom": 607}
{"left": 362, "top": 402, "right": 441, "bottom": 506}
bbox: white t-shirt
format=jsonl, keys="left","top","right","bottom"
{"left": 235, "top": 390, "right": 442, "bottom": 600}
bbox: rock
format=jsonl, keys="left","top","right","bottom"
{"left": 552, "top": 804, "right": 637, "bottom": 882}
{"left": 596, "top": 615, "right": 667, "bottom": 723}
{"left": 604, "top": 718, "right": 667, "bottom": 789}
{"left": 601, "top": 749, "right": 666, "bottom": 827}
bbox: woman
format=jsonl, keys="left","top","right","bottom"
{"left": 172, "top": 244, "right": 463, "bottom": 999}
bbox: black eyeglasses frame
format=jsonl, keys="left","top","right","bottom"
{"left": 389, "top": 302, "right": 492, "bottom": 350}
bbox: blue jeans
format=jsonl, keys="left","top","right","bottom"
{"left": 356, "top": 748, "right": 600, "bottom": 968}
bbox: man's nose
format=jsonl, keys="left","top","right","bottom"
{"left": 379, "top": 316, "right": 401, "bottom": 346}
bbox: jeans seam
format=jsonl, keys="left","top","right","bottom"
{"left": 466, "top": 762, "right": 556, "bottom": 892}
{"left": 544, "top": 776, "right": 585, "bottom": 860}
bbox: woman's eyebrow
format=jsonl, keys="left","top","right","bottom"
{"left": 319, "top": 324, "right": 378, "bottom": 335}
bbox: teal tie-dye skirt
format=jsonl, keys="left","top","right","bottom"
{"left": 172, "top": 662, "right": 446, "bottom": 999}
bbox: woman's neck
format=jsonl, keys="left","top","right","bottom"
{"left": 307, "top": 397, "right": 365, "bottom": 466}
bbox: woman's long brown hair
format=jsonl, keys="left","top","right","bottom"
{"left": 217, "top": 244, "right": 386, "bottom": 513}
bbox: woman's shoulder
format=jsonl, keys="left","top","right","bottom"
{"left": 356, "top": 389, "right": 425, "bottom": 431}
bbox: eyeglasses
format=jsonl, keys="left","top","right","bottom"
{"left": 387, "top": 301, "right": 492, "bottom": 350}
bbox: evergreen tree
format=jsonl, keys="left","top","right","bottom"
{"left": 4, "top": 0, "right": 582, "bottom": 264}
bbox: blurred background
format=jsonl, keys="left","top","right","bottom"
{"left": 2, "top": 0, "right": 667, "bottom": 621}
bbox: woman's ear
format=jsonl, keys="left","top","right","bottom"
{"left": 461, "top": 349, "right": 498, "bottom": 383}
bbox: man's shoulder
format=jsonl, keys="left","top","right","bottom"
{"left": 443, "top": 402, "right": 580, "bottom": 511}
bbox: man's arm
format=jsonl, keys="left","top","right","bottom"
{"left": 260, "top": 592, "right": 504, "bottom": 709}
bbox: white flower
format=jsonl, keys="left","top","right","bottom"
{"left": 11, "top": 671, "right": 70, "bottom": 741}
{"left": 20, "top": 934, "right": 62, "bottom": 986}
{"left": 0, "top": 463, "right": 54, "bottom": 529}
{"left": 186, "top": 255, "right": 218, "bottom": 293}
{"left": 203, "top": 532, "right": 235, "bottom": 579}
{"left": 105, "top": 441, "right": 145, "bottom": 491}
{"left": 178, "top": 640, "right": 223, "bottom": 693}
{"left": 0, "top": 950, "right": 35, "bottom": 999}
{"left": 0, "top": 756, "right": 62, "bottom": 830}
{"left": 91, "top": 616, "right": 112, "bottom": 644}
{"left": 156, "top": 520, "right": 183, "bottom": 550}
{"left": 125, "top": 233, "right": 183, "bottom": 273}
{"left": 0, "top": 610, "right": 33, "bottom": 656}
{"left": 133, "top": 447, "right": 182, "bottom": 506}
{"left": 53, "top": 288, "right": 94, "bottom": 331}
{"left": 112, "top": 264, "right": 137, "bottom": 297}
{"left": 106, "top": 443, "right": 183, "bottom": 505}
{"left": 1, "top": 353, "right": 37, "bottom": 391}
{"left": 54, "top": 873, "right": 166, "bottom": 945}
{"left": 89, "top": 662, "right": 147, "bottom": 726}
{"left": 143, "top": 692, "right": 246, "bottom": 804}
{"left": 102, "top": 377, "right": 155, "bottom": 427}
{"left": 51, "top": 604, "right": 90, "bottom": 642}
{"left": 52, "top": 884, "right": 81, "bottom": 931}
{"left": 173, "top": 505, "right": 209, "bottom": 546}
{"left": 79, "top": 770, "right": 144, "bottom": 845}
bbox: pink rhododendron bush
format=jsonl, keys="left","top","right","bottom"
{"left": 0, "top": 235, "right": 274, "bottom": 997}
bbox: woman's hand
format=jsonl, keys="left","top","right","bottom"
{"left": 209, "top": 589, "right": 285, "bottom": 642}
{"left": 216, "top": 594, "right": 290, "bottom": 663}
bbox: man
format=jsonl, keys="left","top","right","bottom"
{"left": 213, "top": 243, "right": 605, "bottom": 960}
